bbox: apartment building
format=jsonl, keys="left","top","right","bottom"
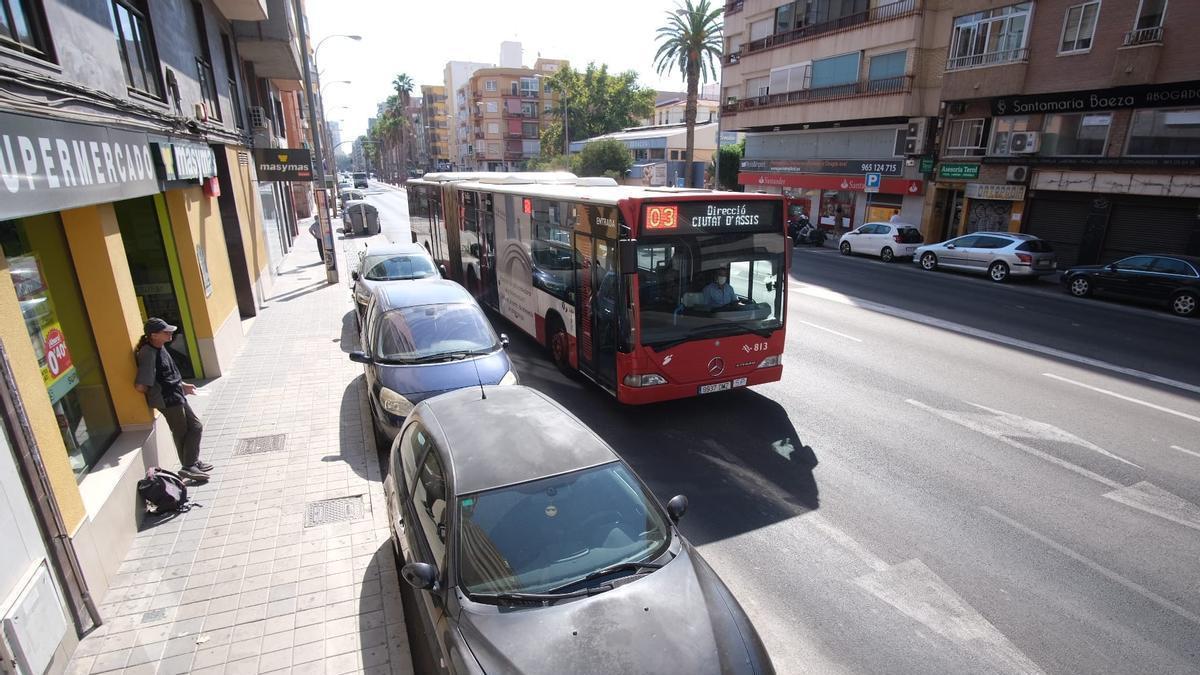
{"left": 642, "top": 91, "right": 721, "bottom": 126}
{"left": 462, "top": 58, "right": 568, "bottom": 171}
{"left": 445, "top": 60, "right": 493, "bottom": 170}
{"left": 933, "top": 0, "right": 1200, "bottom": 265}
{"left": 722, "top": 0, "right": 948, "bottom": 230}
{"left": 422, "top": 85, "right": 451, "bottom": 171}
{"left": 0, "top": 1, "right": 313, "bottom": 668}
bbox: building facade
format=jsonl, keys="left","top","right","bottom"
{"left": 642, "top": 92, "right": 721, "bottom": 127}
{"left": 0, "top": 1, "right": 310, "bottom": 668}
{"left": 722, "top": 0, "right": 947, "bottom": 229}
{"left": 421, "top": 85, "right": 450, "bottom": 171}
{"left": 444, "top": 60, "right": 492, "bottom": 170}
{"left": 571, "top": 122, "right": 719, "bottom": 187}
{"left": 462, "top": 58, "right": 568, "bottom": 171}
{"left": 932, "top": 0, "right": 1200, "bottom": 265}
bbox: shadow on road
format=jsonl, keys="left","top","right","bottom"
{"left": 498, "top": 321, "right": 820, "bottom": 548}
{"left": 339, "top": 310, "right": 360, "bottom": 354}
{"left": 338, "top": 375, "right": 372, "bottom": 481}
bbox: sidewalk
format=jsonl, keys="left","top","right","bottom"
{"left": 66, "top": 232, "right": 412, "bottom": 675}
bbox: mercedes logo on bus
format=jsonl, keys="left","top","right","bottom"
{"left": 707, "top": 357, "right": 726, "bottom": 377}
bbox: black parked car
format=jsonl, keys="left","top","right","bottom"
{"left": 383, "top": 385, "right": 775, "bottom": 675}
{"left": 1061, "top": 254, "right": 1200, "bottom": 317}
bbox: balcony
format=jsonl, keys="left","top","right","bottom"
{"left": 725, "top": 0, "right": 743, "bottom": 15}
{"left": 740, "top": 0, "right": 918, "bottom": 59}
{"left": 945, "top": 47, "right": 1029, "bottom": 72}
{"left": 1123, "top": 26, "right": 1163, "bottom": 46}
{"left": 212, "top": 0, "right": 267, "bottom": 20}
{"left": 233, "top": 0, "right": 301, "bottom": 80}
{"left": 723, "top": 75, "right": 911, "bottom": 117}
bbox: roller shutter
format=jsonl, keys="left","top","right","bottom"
{"left": 1025, "top": 193, "right": 1090, "bottom": 267}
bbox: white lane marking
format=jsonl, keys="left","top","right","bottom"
{"left": 965, "top": 402, "right": 1142, "bottom": 469}
{"left": 795, "top": 319, "right": 863, "bottom": 343}
{"left": 792, "top": 284, "right": 1200, "bottom": 396}
{"left": 854, "top": 559, "right": 1046, "bottom": 674}
{"left": 1103, "top": 481, "right": 1200, "bottom": 533}
{"left": 982, "top": 506, "right": 1200, "bottom": 627}
{"left": 1171, "top": 445, "right": 1200, "bottom": 459}
{"left": 805, "top": 513, "right": 888, "bottom": 573}
{"left": 1042, "top": 373, "right": 1200, "bottom": 424}
{"left": 906, "top": 399, "right": 1122, "bottom": 489}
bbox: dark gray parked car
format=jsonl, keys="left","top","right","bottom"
{"left": 383, "top": 385, "right": 774, "bottom": 675}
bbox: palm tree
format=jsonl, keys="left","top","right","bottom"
{"left": 654, "top": 0, "right": 722, "bottom": 186}
{"left": 392, "top": 73, "right": 414, "bottom": 104}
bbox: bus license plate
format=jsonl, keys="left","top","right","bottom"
{"left": 698, "top": 381, "right": 732, "bottom": 395}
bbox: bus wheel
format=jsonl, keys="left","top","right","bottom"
{"left": 547, "top": 318, "right": 571, "bottom": 373}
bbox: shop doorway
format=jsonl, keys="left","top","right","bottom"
{"left": 114, "top": 196, "right": 202, "bottom": 379}
{"left": 941, "top": 189, "right": 965, "bottom": 240}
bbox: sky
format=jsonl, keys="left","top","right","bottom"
{"left": 305, "top": 0, "right": 714, "bottom": 149}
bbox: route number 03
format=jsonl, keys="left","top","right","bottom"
{"left": 645, "top": 205, "right": 679, "bottom": 230}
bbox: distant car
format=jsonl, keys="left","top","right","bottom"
{"left": 383, "top": 385, "right": 775, "bottom": 675}
{"left": 838, "top": 221, "right": 924, "bottom": 262}
{"left": 340, "top": 188, "right": 367, "bottom": 208}
{"left": 351, "top": 242, "right": 442, "bottom": 324}
{"left": 1061, "top": 254, "right": 1200, "bottom": 317}
{"left": 353, "top": 171, "right": 369, "bottom": 188}
{"left": 342, "top": 200, "right": 379, "bottom": 236}
{"left": 914, "top": 232, "right": 1057, "bottom": 283}
{"left": 349, "top": 279, "right": 516, "bottom": 440}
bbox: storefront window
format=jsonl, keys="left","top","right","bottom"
{"left": 1126, "top": 108, "right": 1200, "bottom": 156}
{"left": 1041, "top": 112, "right": 1111, "bottom": 156}
{"left": 866, "top": 194, "right": 903, "bottom": 223}
{"left": 1, "top": 215, "right": 120, "bottom": 479}
{"left": 818, "top": 191, "right": 854, "bottom": 231}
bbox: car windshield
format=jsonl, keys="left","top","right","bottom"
{"left": 374, "top": 303, "right": 498, "bottom": 362}
{"left": 362, "top": 254, "right": 438, "bottom": 281}
{"left": 636, "top": 232, "right": 785, "bottom": 347}
{"left": 458, "top": 462, "right": 670, "bottom": 595}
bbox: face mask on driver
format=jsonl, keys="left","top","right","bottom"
{"left": 717, "top": 276, "right": 728, "bottom": 285}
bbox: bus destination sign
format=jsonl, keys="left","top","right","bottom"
{"left": 642, "top": 201, "right": 778, "bottom": 236}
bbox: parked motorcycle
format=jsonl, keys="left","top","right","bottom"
{"left": 788, "top": 214, "right": 826, "bottom": 246}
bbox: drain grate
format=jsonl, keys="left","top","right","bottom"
{"left": 233, "top": 433, "right": 287, "bottom": 456}
{"left": 304, "top": 495, "right": 365, "bottom": 527}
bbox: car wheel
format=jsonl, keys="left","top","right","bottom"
{"left": 1170, "top": 291, "right": 1198, "bottom": 317}
{"left": 1068, "top": 276, "right": 1091, "bottom": 297}
{"left": 988, "top": 261, "right": 1010, "bottom": 283}
{"left": 920, "top": 252, "right": 938, "bottom": 271}
{"left": 880, "top": 246, "right": 894, "bottom": 263}
{"left": 547, "top": 317, "right": 571, "bottom": 373}
{"left": 840, "top": 241, "right": 852, "bottom": 256}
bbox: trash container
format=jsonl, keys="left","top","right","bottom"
{"left": 342, "top": 201, "right": 379, "bottom": 236}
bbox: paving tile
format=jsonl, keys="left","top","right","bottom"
{"left": 89, "top": 648, "right": 129, "bottom": 673}
{"left": 257, "top": 646, "right": 292, "bottom": 673}
{"left": 291, "top": 640, "right": 325, "bottom": 665}
{"left": 228, "top": 636, "right": 263, "bottom": 662}
{"left": 158, "top": 652, "right": 195, "bottom": 675}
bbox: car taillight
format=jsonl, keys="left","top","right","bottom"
{"left": 1016, "top": 252, "right": 1032, "bottom": 264}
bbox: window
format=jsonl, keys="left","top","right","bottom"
{"left": 775, "top": 2, "right": 795, "bottom": 34}
{"left": 485, "top": 101, "right": 497, "bottom": 113}
{"left": 768, "top": 61, "right": 811, "bottom": 94}
{"left": 947, "top": 3, "right": 1032, "bottom": 71}
{"left": 191, "top": 2, "right": 221, "bottom": 121}
{"left": 410, "top": 448, "right": 447, "bottom": 567}
{"left": 487, "top": 122, "right": 498, "bottom": 134}
{"left": 745, "top": 76, "right": 769, "bottom": 99}
{"left": 811, "top": 52, "right": 860, "bottom": 89}
{"left": 1126, "top": 108, "right": 1200, "bottom": 156}
{"left": 0, "top": 0, "right": 53, "bottom": 60}
{"left": 1060, "top": 1, "right": 1100, "bottom": 53}
{"left": 109, "top": 0, "right": 163, "bottom": 97}
{"left": 221, "top": 33, "right": 243, "bottom": 129}
{"left": 944, "top": 118, "right": 987, "bottom": 156}
{"left": 950, "top": 235, "right": 980, "bottom": 248}
{"left": 648, "top": 148, "right": 665, "bottom": 160}
{"left": 544, "top": 101, "right": 553, "bottom": 113}
{"left": 399, "top": 423, "right": 436, "bottom": 491}
{"left": 520, "top": 77, "right": 538, "bottom": 95}
{"left": 1114, "top": 255, "right": 1155, "bottom": 271}
{"left": 522, "top": 122, "right": 538, "bottom": 138}
{"left": 1151, "top": 257, "right": 1197, "bottom": 276}
{"left": 670, "top": 150, "right": 681, "bottom": 160}
{"left": 749, "top": 17, "right": 773, "bottom": 41}
{"left": 484, "top": 79, "right": 496, "bottom": 91}
{"left": 988, "top": 115, "right": 1031, "bottom": 155}
{"left": 1134, "top": 0, "right": 1167, "bottom": 30}
{"left": 974, "top": 235, "right": 1012, "bottom": 249}
{"left": 1041, "top": 112, "right": 1110, "bottom": 156}
{"left": 868, "top": 51, "right": 906, "bottom": 82}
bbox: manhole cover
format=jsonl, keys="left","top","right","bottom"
{"left": 304, "top": 495, "right": 364, "bottom": 527}
{"left": 233, "top": 434, "right": 286, "bottom": 456}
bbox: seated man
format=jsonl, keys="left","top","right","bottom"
{"left": 702, "top": 268, "right": 738, "bottom": 308}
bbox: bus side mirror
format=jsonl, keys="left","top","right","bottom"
{"left": 618, "top": 239, "right": 638, "bottom": 273}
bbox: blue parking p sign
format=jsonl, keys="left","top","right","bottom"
{"left": 864, "top": 172, "right": 882, "bottom": 193}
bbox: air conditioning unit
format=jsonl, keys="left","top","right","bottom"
{"left": 904, "top": 117, "right": 930, "bottom": 155}
{"left": 1006, "top": 165, "right": 1030, "bottom": 183}
{"left": 249, "top": 106, "right": 269, "bottom": 130}
{"left": 193, "top": 102, "right": 209, "bottom": 122}
{"left": 1009, "top": 131, "right": 1041, "bottom": 154}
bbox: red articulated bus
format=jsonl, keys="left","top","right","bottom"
{"left": 406, "top": 172, "right": 787, "bottom": 404}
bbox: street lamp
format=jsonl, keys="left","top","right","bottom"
{"left": 314, "top": 34, "right": 362, "bottom": 60}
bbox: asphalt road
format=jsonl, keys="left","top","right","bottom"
{"left": 363, "top": 182, "right": 1200, "bottom": 675}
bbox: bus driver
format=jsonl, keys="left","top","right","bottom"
{"left": 702, "top": 266, "right": 738, "bottom": 309}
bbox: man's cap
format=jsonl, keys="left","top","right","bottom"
{"left": 144, "top": 318, "right": 178, "bottom": 334}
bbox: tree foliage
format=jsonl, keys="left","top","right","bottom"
{"left": 540, "top": 63, "right": 656, "bottom": 158}
{"left": 708, "top": 140, "right": 743, "bottom": 191}
{"left": 654, "top": 0, "right": 722, "bottom": 184}
{"left": 575, "top": 139, "right": 632, "bottom": 178}
{"left": 367, "top": 73, "right": 417, "bottom": 180}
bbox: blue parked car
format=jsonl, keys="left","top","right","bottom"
{"left": 350, "top": 279, "right": 517, "bottom": 443}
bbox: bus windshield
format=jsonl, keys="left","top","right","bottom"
{"left": 636, "top": 232, "right": 785, "bottom": 347}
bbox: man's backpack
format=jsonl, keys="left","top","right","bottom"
{"left": 137, "top": 467, "right": 189, "bottom": 514}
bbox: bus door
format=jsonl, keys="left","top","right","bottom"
{"left": 574, "top": 233, "right": 617, "bottom": 390}
{"left": 479, "top": 193, "right": 498, "bottom": 309}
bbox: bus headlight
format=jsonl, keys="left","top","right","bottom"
{"left": 499, "top": 371, "right": 518, "bottom": 385}
{"left": 757, "top": 355, "right": 782, "bottom": 368}
{"left": 379, "top": 387, "right": 415, "bottom": 416}
{"left": 622, "top": 373, "right": 667, "bottom": 387}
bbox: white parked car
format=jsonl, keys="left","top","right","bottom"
{"left": 838, "top": 221, "right": 925, "bottom": 262}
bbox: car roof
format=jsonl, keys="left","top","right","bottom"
{"left": 373, "top": 278, "right": 473, "bottom": 311}
{"left": 364, "top": 242, "right": 429, "bottom": 257}
{"left": 1129, "top": 253, "right": 1200, "bottom": 265}
{"left": 965, "top": 231, "right": 1035, "bottom": 240}
{"left": 416, "top": 385, "right": 619, "bottom": 494}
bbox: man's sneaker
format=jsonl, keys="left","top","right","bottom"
{"left": 178, "top": 466, "right": 209, "bottom": 481}
{"left": 195, "top": 460, "right": 214, "bottom": 472}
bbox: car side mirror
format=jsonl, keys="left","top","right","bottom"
{"left": 666, "top": 495, "right": 688, "bottom": 523}
{"left": 1106, "top": 263, "right": 1117, "bottom": 271}
{"left": 500, "top": 333, "right": 510, "bottom": 348}
{"left": 439, "top": 264, "right": 448, "bottom": 278}
{"left": 401, "top": 562, "right": 439, "bottom": 591}
{"left": 945, "top": 244, "right": 956, "bottom": 249}
{"left": 351, "top": 270, "right": 360, "bottom": 281}
{"left": 348, "top": 351, "right": 372, "bottom": 364}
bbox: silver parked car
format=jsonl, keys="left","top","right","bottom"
{"left": 913, "top": 232, "right": 1057, "bottom": 282}
{"left": 351, "top": 242, "right": 442, "bottom": 326}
